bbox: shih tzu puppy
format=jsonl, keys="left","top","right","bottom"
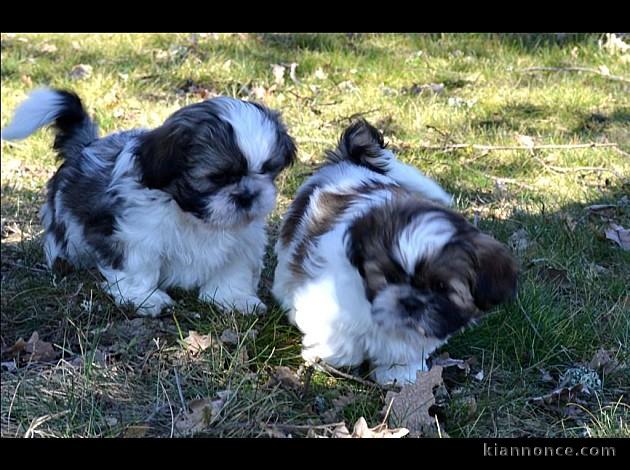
{"left": 2, "top": 88, "right": 296, "bottom": 316}
{"left": 272, "top": 120, "right": 517, "bottom": 384}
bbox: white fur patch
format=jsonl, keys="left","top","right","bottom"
{"left": 1, "top": 88, "right": 66, "bottom": 140}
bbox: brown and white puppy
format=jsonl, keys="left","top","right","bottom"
{"left": 272, "top": 120, "right": 517, "bottom": 384}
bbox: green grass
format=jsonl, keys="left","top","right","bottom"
{"left": 1, "top": 33, "right": 629, "bottom": 438}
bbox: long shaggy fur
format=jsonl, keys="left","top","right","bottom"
{"left": 2, "top": 88, "right": 296, "bottom": 316}
{"left": 273, "top": 119, "right": 517, "bottom": 384}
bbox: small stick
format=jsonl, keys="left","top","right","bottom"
{"left": 517, "top": 66, "right": 630, "bottom": 84}
{"left": 267, "top": 421, "right": 347, "bottom": 431}
{"left": 417, "top": 142, "right": 621, "bottom": 151}
{"left": 173, "top": 368, "right": 187, "bottom": 412}
{"left": 313, "top": 359, "right": 399, "bottom": 392}
{"left": 301, "top": 366, "right": 314, "bottom": 399}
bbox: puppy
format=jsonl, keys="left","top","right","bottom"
{"left": 2, "top": 88, "right": 296, "bottom": 316}
{"left": 272, "top": 120, "right": 517, "bottom": 384}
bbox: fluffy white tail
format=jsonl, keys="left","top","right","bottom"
{"left": 2, "top": 87, "right": 98, "bottom": 159}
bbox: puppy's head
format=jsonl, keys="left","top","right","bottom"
{"left": 136, "top": 97, "right": 296, "bottom": 227}
{"left": 346, "top": 198, "right": 518, "bottom": 340}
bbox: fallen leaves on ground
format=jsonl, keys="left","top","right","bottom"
{"left": 1, "top": 332, "right": 57, "bottom": 364}
{"left": 508, "top": 228, "right": 530, "bottom": 255}
{"left": 346, "top": 417, "right": 409, "bottom": 438}
{"left": 271, "top": 64, "right": 286, "bottom": 85}
{"left": 123, "top": 425, "right": 150, "bottom": 438}
{"left": 174, "top": 391, "right": 234, "bottom": 436}
{"left": 404, "top": 83, "right": 445, "bottom": 96}
{"left": 589, "top": 348, "right": 621, "bottom": 375}
{"left": 219, "top": 328, "right": 257, "bottom": 346}
{"left": 528, "top": 384, "right": 586, "bottom": 407}
{"left": 432, "top": 352, "right": 473, "bottom": 374}
{"left": 321, "top": 392, "right": 356, "bottom": 422}
{"left": 309, "top": 417, "right": 408, "bottom": 438}
{"left": 383, "top": 366, "right": 444, "bottom": 437}
{"left": 69, "top": 64, "right": 92, "bottom": 80}
{"left": 265, "top": 366, "right": 302, "bottom": 392}
{"left": 604, "top": 223, "right": 630, "bottom": 251}
{"left": 175, "top": 79, "right": 218, "bottom": 99}
{"left": 536, "top": 266, "right": 571, "bottom": 289}
{"left": 182, "top": 330, "right": 215, "bottom": 354}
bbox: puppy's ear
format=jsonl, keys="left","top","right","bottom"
{"left": 137, "top": 121, "right": 192, "bottom": 189}
{"left": 277, "top": 128, "right": 297, "bottom": 169}
{"left": 326, "top": 119, "right": 389, "bottom": 173}
{"left": 472, "top": 233, "right": 518, "bottom": 311}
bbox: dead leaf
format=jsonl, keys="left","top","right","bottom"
{"left": 540, "top": 368, "right": 554, "bottom": 383}
{"left": 174, "top": 391, "right": 233, "bottom": 435}
{"left": 508, "top": 228, "right": 530, "bottom": 255}
{"left": 528, "top": 384, "right": 586, "bottom": 407}
{"left": 314, "top": 67, "right": 328, "bottom": 80}
{"left": 537, "top": 267, "right": 571, "bottom": 289}
{"left": 589, "top": 348, "right": 620, "bottom": 374}
{"left": 271, "top": 64, "right": 286, "bottom": 85}
{"left": 349, "top": 417, "right": 409, "bottom": 438}
{"left": 265, "top": 427, "right": 291, "bottom": 438}
{"left": 1, "top": 337, "right": 27, "bottom": 360}
{"left": 604, "top": 223, "right": 630, "bottom": 250}
{"left": 288, "top": 63, "right": 300, "bottom": 85}
{"left": 69, "top": 64, "right": 92, "bottom": 80}
{"left": 517, "top": 134, "right": 535, "bottom": 148}
{"left": 182, "top": 330, "right": 215, "bottom": 354}
{"left": 312, "top": 418, "right": 407, "bottom": 438}
{"left": 123, "top": 425, "right": 150, "bottom": 438}
{"left": 23, "top": 332, "right": 57, "bottom": 362}
{"left": 265, "top": 366, "right": 302, "bottom": 392}
{"left": 40, "top": 43, "right": 57, "bottom": 53}
{"left": 406, "top": 83, "right": 445, "bottom": 95}
{"left": 600, "top": 33, "right": 630, "bottom": 55}
{"left": 250, "top": 85, "right": 268, "bottom": 101}
{"left": 585, "top": 204, "right": 618, "bottom": 213}
{"left": 473, "top": 370, "right": 485, "bottom": 381}
{"left": 105, "top": 416, "right": 119, "bottom": 427}
{"left": 321, "top": 393, "right": 356, "bottom": 422}
{"left": 432, "top": 353, "right": 470, "bottom": 374}
{"left": 384, "top": 366, "right": 444, "bottom": 437}
{"left": 220, "top": 329, "right": 239, "bottom": 345}
{"left": 1, "top": 361, "right": 17, "bottom": 372}
{"left": 20, "top": 75, "right": 32, "bottom": 87}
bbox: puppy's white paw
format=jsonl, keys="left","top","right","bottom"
{"left": 200, "top": 292, "right": 267, "bottom": 315}
{"left": 371, "top": 361, "right": 427, "bottom": 385}
{"left": 135, "top": 290, "right": 174, "bottom": 317}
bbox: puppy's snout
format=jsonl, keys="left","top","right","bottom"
{"left": 233, "top": 189, "right": 259, "bottom": 209}
{"left": 400, "top": 296, "right": 424, "bottom": 315}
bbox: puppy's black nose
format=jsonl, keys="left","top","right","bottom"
{"left": 400, "top": 296, "right": 424, "bottom": 314}
{"left": 233, "top": 189, "right": 258, "bottom": 209}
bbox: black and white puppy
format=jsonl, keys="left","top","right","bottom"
{"left": 2, "top": 88, "right": 296, "bottom": 316}
{"left": 272, "top": 120, "right": 517, "bottom": 384}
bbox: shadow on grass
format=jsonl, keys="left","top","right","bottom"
{"left": 1, "top": 166, "right": 627, "bottom": 437}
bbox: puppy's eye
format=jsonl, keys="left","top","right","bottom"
{"left": 209, "top": 173, "right": 239, "bottom": 186}
{"left": 261, "top": 160, "right": 281, "bottom": 175}
{"left": 435, "top": 281, "right": 447, "bottom": 292}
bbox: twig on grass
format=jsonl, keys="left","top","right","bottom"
{"left": 517, "top": 66, "right": 630, "bottom": 84}
{"left": 312, "top": 359, "right": 400, "bottom": 392}
{"left": 173, "top": 368, "right": 187, "bottom": 412}
{"left": 417, "top": 142, "right": 621, "bottom": 152}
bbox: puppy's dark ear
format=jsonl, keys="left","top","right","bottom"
{"left": 472, "top": 233, "right": 518, "bottom": 310}
{"left": 326, "top": 119, "right": 388, "bottom": 173}
{"left": 137, "top": 121, "right": 192, "bottom": 189}
{"left": 277, "top": 129, "right": 297, "bottom": 169}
